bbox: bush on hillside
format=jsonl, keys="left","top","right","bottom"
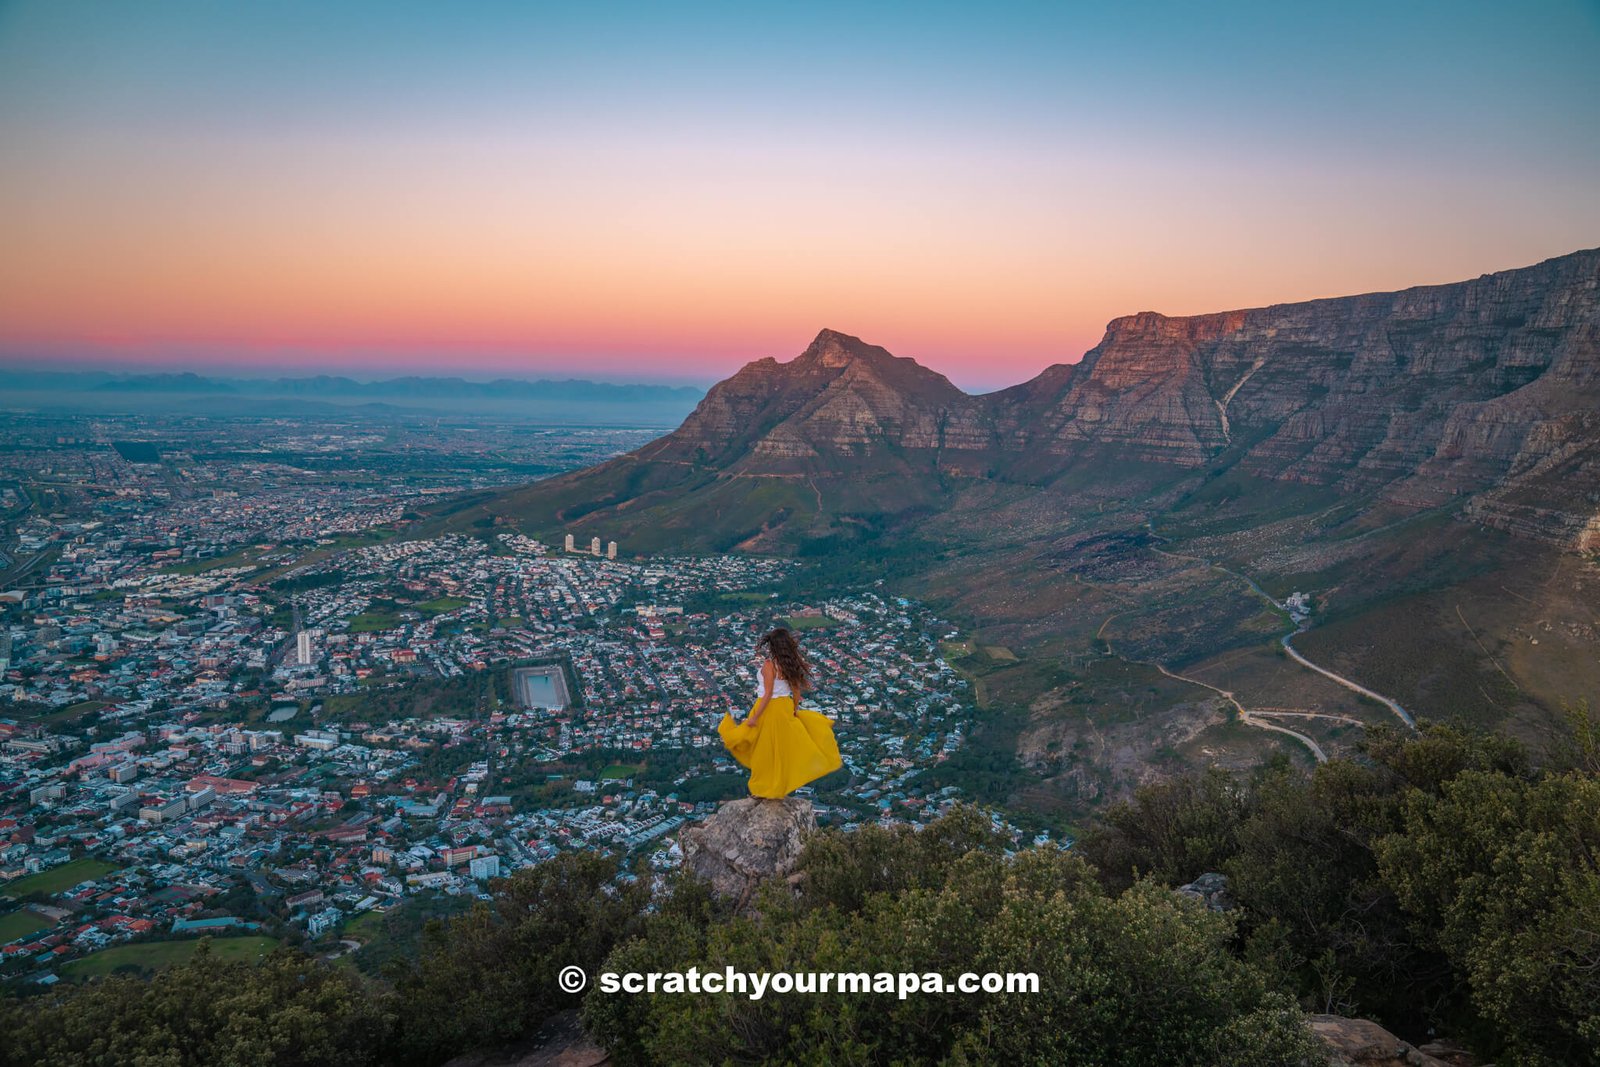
{"left": 1078, "top": 721, "right": 1599, "bottom": 1067}
{"left": 385, "top": 850, "right": 651, "bottom": 1064}
{"left": 4, "top": 721, "right": 1595, "bottom": 1067}
{"left": 0, "top": 941, "right": 392, "bottom": 1067}
{"left": 583, "top": 812, "right": 1327, "bottom": 1066}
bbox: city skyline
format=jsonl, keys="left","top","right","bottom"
{"left": 3, "top": 1, "right": 1598, "bottom": 391}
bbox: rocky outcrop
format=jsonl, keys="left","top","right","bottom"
{"left": 1308, "top": 1015, "right": 1474, "bottom": 1067}
{"left": 679, "top": 797, "right": 814, "bottom": 906}
{"left": 1174, "top": 871, "right": 1234, "bottom": 912}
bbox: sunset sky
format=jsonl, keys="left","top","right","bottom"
{"left": 2, "top": 1, "right": 1597, "bottom": 391}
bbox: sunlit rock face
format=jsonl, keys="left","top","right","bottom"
{"left": 996, "top": 249, "right": 1599, "bottom": 523}
{"left": 504, "top": 248, "right": 1600, "bottom": 550}
{"left": 651, "top": 328, "right": 986, "bottom": 465}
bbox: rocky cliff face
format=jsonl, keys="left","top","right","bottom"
{"left": 674, "top": 250, "right": 1600, "bottom": 545}
{"left": 1026, "top": 249, "right": 1600, "bottom": 519}
{"left": 484, "top": 248, "right": 1600, "bottom": 550}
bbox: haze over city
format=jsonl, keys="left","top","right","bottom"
{"left": 2, "top": 0, "right": 1598, "bottom": 390}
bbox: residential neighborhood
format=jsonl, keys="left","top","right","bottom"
{"left": 0, "top": 422, "right": 1023, "bottom": 985}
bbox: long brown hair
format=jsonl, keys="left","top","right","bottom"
{"left": 758, "top": 627, "right": 813, "bottom": 694}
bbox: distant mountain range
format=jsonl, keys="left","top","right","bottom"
{"left": 474, "top": 246, "right": 1600, "bottom": 553}
{"left": 0, "top": 370, "right": 706, "bottom": 425}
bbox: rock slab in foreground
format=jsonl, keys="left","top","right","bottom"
{"left": 1309, "top": 1015, "right": 1464, "bottom": 1067}
{"left": 680, "top": 796, "right": 814, "bottom": 903}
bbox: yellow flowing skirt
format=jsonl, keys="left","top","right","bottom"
{"left": 717, "top": 695, "right": 843, "bottom": 798}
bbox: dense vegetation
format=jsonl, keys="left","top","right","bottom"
{"left": 584, "top": 812, "right": 1322, "bottom": 1066}
{"left": 2, "top": 716, "right": 1596, "bottom": 1066}
{"left": 1079, "top": 713, "right": 1600, "bottom": 1066}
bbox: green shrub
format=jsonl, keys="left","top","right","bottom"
{"left": 0, "top": 941, "right": 392, "bottom": 1067}
{"left": 1376, "top": 769, "right": 1600, "bottom": 1066}
{"left": 583, "top": 808, "right": 1325, "bottom": 1066}
{"left": 388, "top": 850, "right": 651, "bottom": 1064}
{"left": 1076, "top": 765, "right": 1252, "bottom": 890}
{"left": 1072, "top": 722, "right": 1598, "bottom": 1066}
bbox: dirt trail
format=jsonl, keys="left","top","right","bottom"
{"left": 1099, "top": 611, "right": 1327, "bottom": 763}
{"left": 1087, "top": 521, "right": 1426, "bottom": 763}
{"left": 1142, "top": 523, "right": 1416, "bottom": 731}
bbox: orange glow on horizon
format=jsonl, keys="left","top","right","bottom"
{"left": 4, "top": 33, "right": 1596, "bottom": 390}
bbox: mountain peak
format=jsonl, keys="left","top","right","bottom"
{"left": 801, "top": 328, "right": 891, "bottom": 369}
{"left": 476, "top": 246, "right": 1600, "bottom": 557}
{"left": 790, "top": 329, "right": 967, "bottom": 404}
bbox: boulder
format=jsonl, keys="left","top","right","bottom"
{"left": 1175, "top": 871, "right": 1234, "bottom": 912}
{"left": 1308, "top": 1015, "right": 1463, "bottom": 1067}
{"left": 680, "top": 796, "right": 814, "bottom": 907}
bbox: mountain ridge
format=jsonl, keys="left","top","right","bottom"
{"left": 478, "top": 246, "right": 1600, "bottom": 552}
{"left": 0, "top": 369, "right": 704, "bottom": 402}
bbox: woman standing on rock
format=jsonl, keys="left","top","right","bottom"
{"left": 717, "top": 627, "right": 842, "bottom": 798}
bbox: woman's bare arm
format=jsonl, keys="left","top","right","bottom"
{"left": 746, "top": 657, "right": 775, "bottom": 725}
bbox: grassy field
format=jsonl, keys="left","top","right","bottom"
{"left": 321, "top": 694, "right": 365, "bottom": 716}
{"left": 347, "top": 610, "right": 402, "bottom": 633}
{"left": 0, "top": 909, "right": 53, "bottom": 943}
{"left": 2, "top": 858, "right": 117, "bottom": 900}
{"left": 931, "top": 635, "right": 1058, "bottom": 711}
{"left": 23, "top": 699, "right": 110, "bottom": 726}
{"left": 248, "top": 528, "right": 403, "bottom": 584}
{"left": 59, "top": 936, "right": 281, "bottom": 979}
{"left": 342, "top": 909, "right": 385, "bottom": 940}
{"left": 416, "top": 596, "right": 469, "bottom": 616}
{"left": 164, "top": 544, "right": 268, "bottom": 576}
{"left": 599, "top": 763, "right": 642, "bottom": 780}
{"left": 781, "top": 614, "right": 837, "bottom": 630}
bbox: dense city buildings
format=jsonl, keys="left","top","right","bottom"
{"left": 0, "top": 412, "right": 1018, "bottom": 986}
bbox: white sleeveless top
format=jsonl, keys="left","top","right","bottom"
{"left": 756, "top": 660, "right": 794, "bottom": 699}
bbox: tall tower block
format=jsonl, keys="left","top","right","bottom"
{"left": 564, "top": 533, "right": 575, "bottom": 552}
{"left": 606, "top": 541, "right": 617, "bottom": 560}
{"left": 589, "top": 536, "right": 601, "bottom": 556}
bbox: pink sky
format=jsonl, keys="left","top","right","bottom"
{"left": 2, "top": 3, "right": 1596, "bottom": 391}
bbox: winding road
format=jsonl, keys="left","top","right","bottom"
{"left": 1142, "top": 523, "right": 1414, "bottom": 732}
{"left": 1096, "top": 598, "right": 1328, "bottom": 762}
{"left": 1278, "top": 629, "right": 1414, "bottom": 728}
{"left": 1091, "top": 524, "right": 1418, "bottom": 763}
{"left": 1145, "top": 658, "right": 1328, "bottom": 762}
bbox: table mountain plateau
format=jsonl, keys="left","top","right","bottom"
{"left": 478, "top": 247, "right": 1598, "bottom": 554}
